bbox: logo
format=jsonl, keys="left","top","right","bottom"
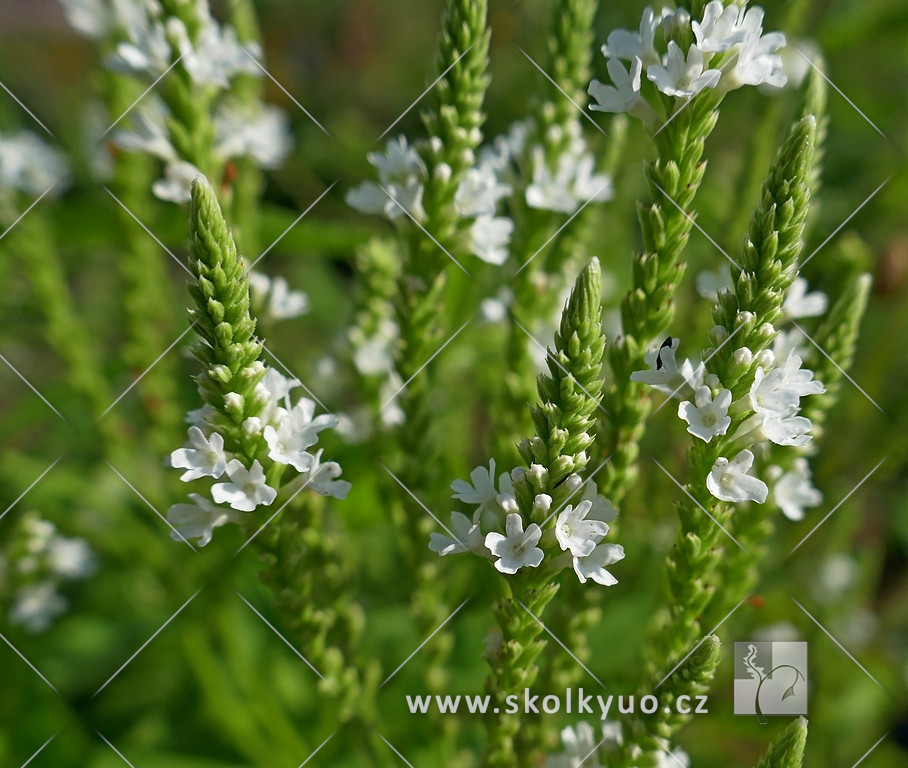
{"left": 733, "top": 641, "right": 807, "bottom": 722}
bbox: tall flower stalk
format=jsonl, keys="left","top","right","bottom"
{"left": 615, "top": 114, "right": 818, "bottom": 767}
{"left": 588, "top": 2, "right": 790, "bottom": 507}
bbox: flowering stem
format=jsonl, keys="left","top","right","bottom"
{"left": 484, "top": 258, "right": 606, "bottom": 766}
{"left": 495, "top": 0, "right": 600, "bottom": 465}
{"left": 601, "top": 93, "right": 720, "bottom": 506}
{"left": 386, "top": 0, "right": 490, "bottom": 736}
{"left": 106, "top": 71, "right": 182, "bottom": 453}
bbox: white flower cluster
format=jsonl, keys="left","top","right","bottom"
{"left": 589, "top": 3, "right": 786, "bottom": 124}
{"left": 544, "top": 720, "right": 688, "bottom": 768}
{"left": 0, "top": 130, "right": 71, "bottom": 197}
{"left": 60, "top": 0, "right": 292, "bottom": 203}
{"left": 0, "top": 513, "right": 96, "bottom": 633}
{"left": 346, "top": 119, "right": 611, "bottom": 266}
{"left": 248, "top": 269, "right": 309, "bottom": 324}
{"left": 166, "top": 368, "right": 350, "bottom": 546}
{"left": 632, "top": 304, "right": 825, "bottom": 518}
{"left": 430, "top": 460, "right": 624, "bottom": 585}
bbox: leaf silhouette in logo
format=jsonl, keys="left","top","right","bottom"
{"left": 743, "top": 644, "right": 766, "bottom": 681}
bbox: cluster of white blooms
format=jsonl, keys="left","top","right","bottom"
{"left": 430, "top": 460, "right": 624, "bottom": 585}
{"left": 589, "top": 3, "right": 786, "bottom": 124}
{"left": 544, "top": 720, "right": 688, "bottom": 768}
{"left": 60, "top": 0, "right": 292, "bottom": 203}
{"left": 632, "top": 317, "right": 825, "bottom": 514}
{"left": 346, "top": 119, "right": 611, "bottom": 266}
{"left": 0, "top": 512, "right": 96, "bottom": 633}
{"left": 0, "top": 130, "right": 71, "bottom": 198}
{"left": 248, "top": 269, "right": 309, "bottom": 323}
{"left": 166, "top": 368, "right": 350, "bottom": 546}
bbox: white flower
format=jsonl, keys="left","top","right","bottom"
{"left": 773, "top": 458, "right": 822, "bottom": 521}
{"left": 259, "top": 367, "right": 301, "bottom": 404}
{"left": 263, "top": 419, "right": 315, "bottom": 472}
{"left": 693, "top": 1, "right": 750, "bottom": 52}
{"left": 526, "top": 150, "right": 579, "bottom": 213}
{"left": 485, "top": 513, "right": 544, "bottom": 574}
{"left": 370, "top": 135, "right": 425, "bottom": 182}
{"left": 589, "top": 57, "right": 645, "bottom": 114}
{"left": 573, "top": 542, "right": 625, "bottom": 585}
{"left": 170, "top": 426, "right": 229, "bottom": 481}
{"left": 749, "top": 365, "right": 800, "bottom": 417}
{"left": 345, "top": 181, "right": 387, "bottom": 215}
{"left": 114, "top": 102, "right": 176, "bottom": 161}
{"left": 214, "top": 103, "right": 292, "bottom": 169}
{"left": 631, "top": 337, "right": 704, "bottom": 398}
{"left": 695, "top": 267, "right": 733, "bottom": 302}
{"left": 723, "top": 23, "right": 787, "bottom": 90}
{"left": 558, "top": 722, "right": 600, "bottom": 767}
{"left": 455, "top": 164, "right": 510, "bottom": 217}
{"left": 9, "top": 582, "right": 67, "bottom": 633}
{"left": 47, "top": 538, "right": 95, "bottom": 579}
{"left": 0, "top": 131, "right": 71, "bottom": 196}
{"left": 298, "top": 450, "right": 352, "bottom": 499}
{"left": 706, "top": 449, "right": 768, "bottom": 503}
{"left": 470, "top": 215, "right": 513, "bottom": 265}
{"left": 152, "top": 161, "right": 201, "bottom": 203}
{"left": 601, "top": 6, "right": 662, "bottom": 65}
{"left": 555, "top": 500, "right": 610, "bottom": 557}
{"left": 108, "top": 17, "right": 171, "bottom": 76}
{"left": 452, "top": 459, "right": 501, "bottom": 507}
{"left": 759, "top": 412, "right": 813, "bottom": 446}
{"left": 647, "top": 41, "right": 722, "bottom": 98}
{"left": 172, "top": 16, "right": 261, "bottom": 88}
{"left": 211, "top": 459, "right": 277, "bottom": 511}
{"left": 167, "top": 493, "right": 242, "bottom": 546}
{"left": 429, "top": 511, "right": 484, "bottom": 556}
{"left": 384, "top": 177, "right": 426, "bottom": 221}
{"left": 783, "top": 276, "right": 827, "bottom": 319}
{"left": 289, "top": 398, "right": 339, "bottom": 442}
{"left": 351, "top": 317, "right": 398, "bottom": 375}
{"left": 678, "top": 386, "right": 732, "bottom": 442}
{"left": 59, "top": 0, "right": 110, "bottom": 38}
{"left": 580, "top": 483, "right": 619, "bottom": 525}
{"left": 248, "top": 272, "right": 309, "bottom": 321}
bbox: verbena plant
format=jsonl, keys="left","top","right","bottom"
{"left": 0, "top": 1, "right": 898, "bottom": 767}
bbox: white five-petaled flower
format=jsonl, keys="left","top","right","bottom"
{"left": 470, "top": 215, "right": 513, "bottom": 265}
{"left": 773, "top": 458, "right": 822, "bottom": 521}
{"left": 296, "top": 449, "right": 352, "bottom": 500}
{"left": 485, "top": 513, "right": 544, "bottom": 574}
{"left": 631, "top": 337, "right": 704, "bottom": 398}
{"left": 211, "top": 459, "right": 277, "bottom": 511}
{"left": 263, "top": 418, "right": 315, "bottom": 472}
{"left": 167, "top": 493, "right": 243, "bottom": 546}
{"left": 452, "top": 459, "right": 503, "bottom": 509}
{"left": 601, "top": 6, "right": 662, "bottom": 65}
{"left": 706, "top": 449, "right": 768, "bottom": 503}
{"left": 455, "top": 164, "right": 511, "bottom": 217}
{"left": 589, "top": 57, "right": 645, "bottom": 114}
{"left": 678, "top": 386, "right": 732, "bottom": 442}
{"left": 429, "top": 511, "right": 484, "bottom": 556}
{"left": 573, "top": 542, "right": 625, "bottom": 586}
{"left": 647, "top": 41, "right": 722, "bottom": 99}
{"left": 170, "top": 426, "right": 229, "bottom": 481}
{"left": 555, "top": 500, "right": 610, "bottom": 557}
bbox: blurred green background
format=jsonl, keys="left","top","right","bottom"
{"left": 0, "top": 0, "right": 906, "bottom": 766}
